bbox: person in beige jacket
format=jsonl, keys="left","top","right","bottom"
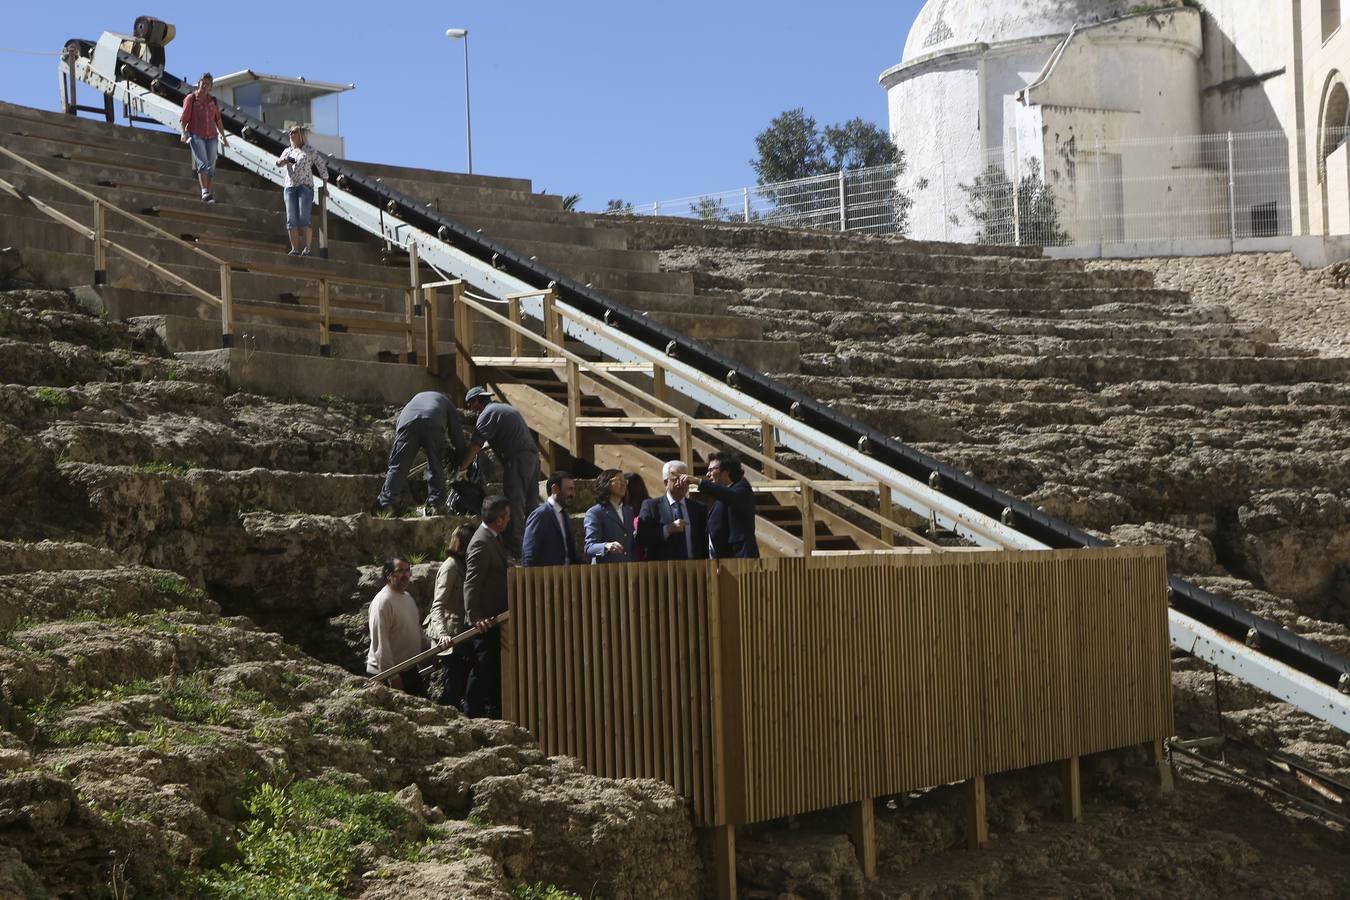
{"left": 424, "top": 523, "right": 476, "bottom": 709}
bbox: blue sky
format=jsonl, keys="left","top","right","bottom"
{"left": 2, "top": 1, "right": 924, "bottom": 211}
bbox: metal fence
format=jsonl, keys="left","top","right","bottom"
{"left": 611, "top": 130, "right": 1299, "bottom": 248}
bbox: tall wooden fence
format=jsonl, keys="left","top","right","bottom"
{"left": 502, "top": 547, "right": 1172, "bottom": 827}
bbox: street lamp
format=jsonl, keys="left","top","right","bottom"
{"left": 445, "top": 28, "right": 473, "bottom": 174}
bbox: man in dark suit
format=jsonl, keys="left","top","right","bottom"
{"left": 520, "top": 471, "right": 578, "bottom": 567}
{"left": 698, "top": 451, "right": 760, "bottom": 559}
{"left": 636, "top": 460, "right": 709, "bottom": 561}
{"left": 463, "top": 494, "right": 512, "bottom": 718}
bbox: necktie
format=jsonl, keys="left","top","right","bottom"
{"left": 674, "top": 501, "right": 691, "bottom": 558}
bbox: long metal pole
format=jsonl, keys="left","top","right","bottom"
{"left": 463, "top": 34, "right": 474, "bottom": 175}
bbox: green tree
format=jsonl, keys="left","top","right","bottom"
{"left": 750, "top": 107, "right": 826, "bottom": 184}
{"left": 959, "top": 158, "right": 1070, "bottom": 247}
{"left": 750, "top": 109, "right": 910, "bottom": 234}
{"left": 823, "top": 117, "right": 901, "bottom": 171}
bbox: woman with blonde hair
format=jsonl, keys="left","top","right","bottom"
{"left": 425, "top": 523, "right": 477, "bottom": 708}
{"left": 274, "top": 124, "right": 328, "bottom": 255}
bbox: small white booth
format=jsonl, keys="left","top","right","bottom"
{"left": 212, "top": 70, "right": 353, "bottom": 158}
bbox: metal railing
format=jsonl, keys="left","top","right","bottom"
{"left": 611, "top": 129, "right": 1300, "bottom": 248}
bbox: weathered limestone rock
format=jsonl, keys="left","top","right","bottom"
{"left": 472, "top": 762, "right": 703, "bottom": 899}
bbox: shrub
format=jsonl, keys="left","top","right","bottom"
{"left": 193, "top": 780, "right": 422, "bottom": 899}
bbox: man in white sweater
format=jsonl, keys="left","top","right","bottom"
{"left": 366, "top": 556, "right": 433, "bottom": 695}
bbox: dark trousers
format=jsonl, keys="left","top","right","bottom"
{"left": 377, "top": 417, "right": 447, "bottom": 509}
{"left": 501, "top": 452, "right": 541, "bottom": 554}
{"left": 435, "top": 650, "right": 472, "bottom": 710}
{"left": 464, "top": 630, "right": 501, "bottom": 719}
{"left": 397, "top": 665, "right": 426, "bottom": 698}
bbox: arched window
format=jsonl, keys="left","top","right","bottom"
{"left": 1322, "top": 80, "right": 1350, "bottom": 182}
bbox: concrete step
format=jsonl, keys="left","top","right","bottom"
{"left": 573, "top": 266, "right": 695, "bottom": 294}
{"left": 605, "top": 289, "right": 725, "bottom": 317}
{"left": 139, "top": 312, "right": 457, "bottom": 361}
{"left": 726, "top": 248, "right": 1088, "bottom": 274}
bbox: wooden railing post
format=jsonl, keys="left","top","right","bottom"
{"left": 800, "top": 482, "right": 816, "bottom": 556}
{"left": 219, "top": 264, "right": 234, "bottom": 348}
{"left": 508, "top": 297, "right": 524, "bottom": 357}
{"left": 678, "top": 417, "right": 693, "bottom": 466}
{"left": 92, "top": 201, "right": 107, "bottom": 285}
{"left": 453, "top": 282, "right": 474, "bottom": 393}
{"left": 542, "top": 287, "right": 562, "bottom": 355}
{"left": 1061, "top": 756, "right": 1082, "bottom": 823}
{"left": 566, "top": 359, "right": 581, "bottom": 453}
{"left": 845, "top": 799, "right": 877, "bottom": 879}
{"left": 760, "top": 422, "right": 776, "bottom": 478}
{"left": 424, "top": 285, "right": 439, "bottom": 375}
{"left": 965, "top": 775, "right": 988, "bottom": 849}
{"left": 317, "top": 184, "right": 329, "bottom": 259}
{"left": 318, "top": 276, "right": 331, "bottom": 357}
{"left": 878, "top": 484, "right": 895, "bottom": 547}
{"left": 405, "top": 242, "right": 421, "bottom": 365}
{"left": 653, "top": 365, "right": 668, "bottom": 404}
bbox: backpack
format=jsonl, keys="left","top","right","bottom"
{"left": 446, "top": 461, "right": 486, "bottom": 516}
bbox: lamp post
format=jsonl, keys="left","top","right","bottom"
{"left": 445, "top": 28, "right": 473, "bottom": 174}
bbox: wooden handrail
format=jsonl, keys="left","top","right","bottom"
{"left": 546, "top": 301, "right": 941, "bottom": 548}
{"left": 365, "top": 612, "right": 510, "bottom": 684}
{"left": 0, "top": 141, "right": 228, "bottom": 268}
{"left": 453, "top": 292, "right": 939, "bottom": 550}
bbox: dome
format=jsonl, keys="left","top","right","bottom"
{"left": 902, "top": 0, "right": 1142, "bottom": 62}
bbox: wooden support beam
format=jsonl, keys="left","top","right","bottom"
{"left": 542, "top": 288, "right": 562, "bottom": 353}
{"left": 1061, "top": 755, "right": 1082, "bottom": 823}
{"left": 652, "top": 366, "right": 668, "bottom": 404}
{"left": 677, "top": 418, "right": 693, "bottom": 465}
{"left": 453, "top": 282, "right": 474, "bottom": 394}
{"left": 573, "top": 417, "right": 761, "bottom": 430}
{"left": 219, "top": 264, "right": 234, "bottom": 348}
{"left": 710, "top": 824, "right": 736, "bottom": 900}
{"left": 761, "top": 422, "right": 776, "bottom": 478}
{"left": 508, "top": 297, "right": 524, "bottom": 357}
{"left": 318, "top": 277, "right": 331, "bottom": 357}
{"left": 964, "top": 775, "right": 988, "bottom": 849}
{"left": 405, "top": 242, "right": 420, "bottom": 362}
{"left": 566, "top": 359, "right": 581, "bottom": 455}
{"left": 1147, "top": 739, "right": 1174, "bottom": 794}
{"left": 91, "top": 200, "right": 107, "bottom": 281}
{"left": 878, "top": 484, "right": 895, "bottom": 546}
{"left": 800, "top": 483, "right": 816, "bottom": 557}
{"left": 845, "top": 798, "right": 877, "bottom": 879}
{"left": 423, "top": 285, "right": 439, "bottom": 374}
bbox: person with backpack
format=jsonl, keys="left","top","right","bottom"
{"left": 179, "top": 73, "right": 229, "bottom": 203}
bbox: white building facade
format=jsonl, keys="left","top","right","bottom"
{"left": 881, "top": 1, "right": 1350, "bottom": 244}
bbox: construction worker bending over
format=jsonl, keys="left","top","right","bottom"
{"left": 456, "top": 387, "right": 541, "bottom": 555}
{"left": 373, "top": 391, "right": 466, "bottom": 517}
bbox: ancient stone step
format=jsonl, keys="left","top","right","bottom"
{"left": 0, "top": 540, "right": 120, "bottom": 575}
{"left": 799, "top": 350, "right": 1350, "bottom": 385}
{"left": 0, "top": 566, "right": 220, "bottom": 631}
{"left": 743, "top": 259, "right": 1156, "bottom": 290}
{"left": 714, "top": 269, "right": 1188, "bottom": 311}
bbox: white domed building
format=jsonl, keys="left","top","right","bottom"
{"left": 880, "top": 1, "right": 1350, "bottom": 246}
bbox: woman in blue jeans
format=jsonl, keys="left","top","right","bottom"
{"left": 274, "top": 125, "right": 329, "bottom": 256}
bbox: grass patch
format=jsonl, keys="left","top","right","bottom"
{"left": 34, "top": 386, "right": 72, "bottom": 410}
{"left": 193, "top": 780, "right": 426, "bottom": 899}
{"left": 513, "top": 884, "right": 582, "bottom": 900}
{"left": 163, "top": 673, "right": 234, "bottom": 726}
{"left": 133, "top": 461, "right": 194, "bottom": 475}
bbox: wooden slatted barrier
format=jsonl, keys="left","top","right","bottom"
{"left": 504, "top": 546, "right": 1172, "bottom": 831}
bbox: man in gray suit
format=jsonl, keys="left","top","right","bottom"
{"left": 456, "top": 387, "right": 541, "bottom": 556}
{"left": 463, "top": 494, "right": 512, "bottom": 718}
